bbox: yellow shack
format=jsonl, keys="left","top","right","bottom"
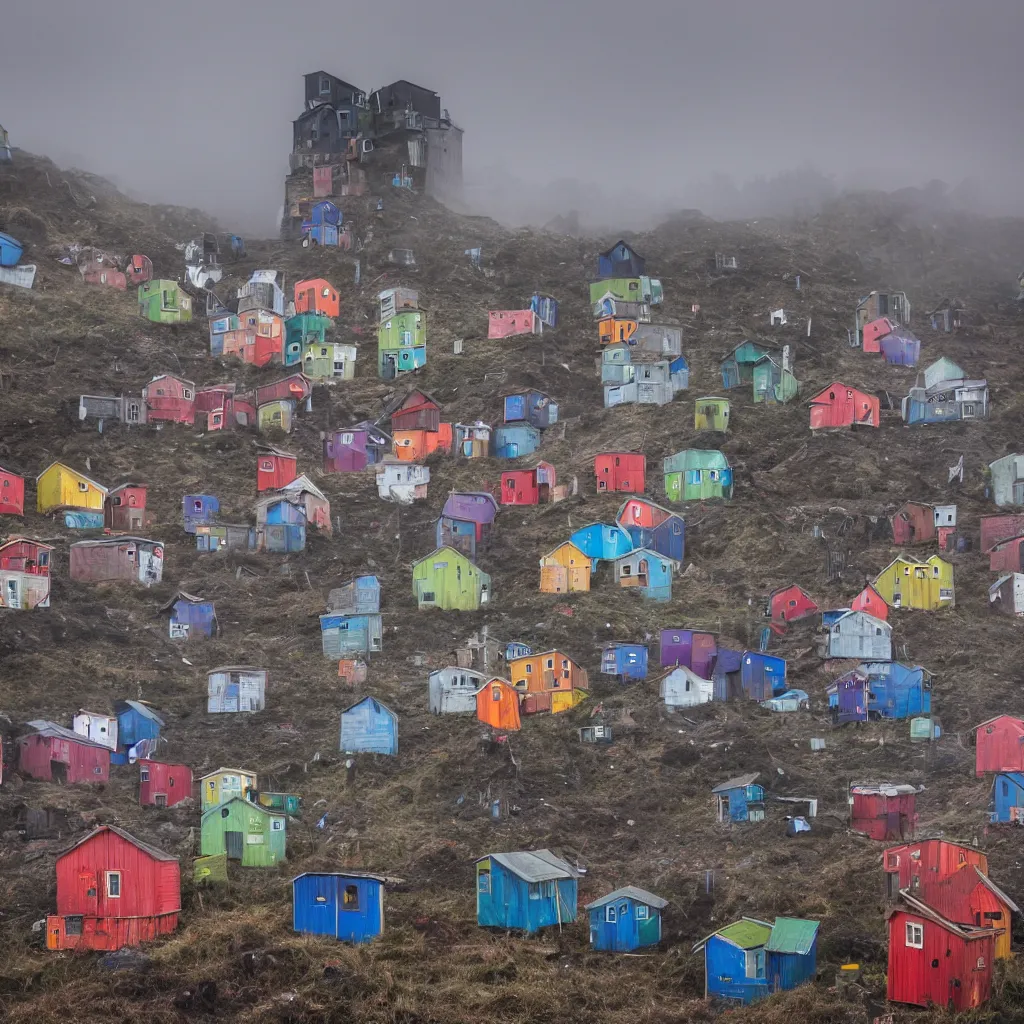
{"left": 873, "top": 555, "right": 954, "bottom": 611}
{"left": 539, "top": 541, "right": 591, "bottom": 593}
{"left": 35, "top": 462, "right": 107, "bottom": 514}
{"left": 199, "top": 766, "right": 258, "bottom": 811}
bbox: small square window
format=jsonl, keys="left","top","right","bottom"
{"left": 906, "top": 922, "right": 924, "bottom": 948}
{"left": 635, "top": 905, "right": 649, "bottom": 920}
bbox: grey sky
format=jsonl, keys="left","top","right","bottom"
{"left": 2, "top": 0, "right": 1022, "bottom": 232}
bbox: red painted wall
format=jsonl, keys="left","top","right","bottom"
{"left": 885, "top": 840, "right": 987, "bottom": 891}
{"left": 18, "top": 733, "right": 110, "bottom": 784}
{"left": 809, "top": 384, "right": 880, "bottom": 429}
{"left": 0, "top": 470, "right": 25, "bottom": 515}
{"left": 851, "top": 791, "right": 917, "bottom": 840}
{"left": 975, "top": 716, "right": 1024, "bottom": 776}
{"left": 139, "top": 762, "right": 193, "bottom": 808}
{"left": 257, "top": 454, "right": 298, "bottom": 492}
{"left": 887, "top": 910, "right": 994, "bottom": 1011}
{"left": 769, "top": 585, "right": 818, "bottom": 624}
{"left": 500, "top": 470, "right": 539, "bottom": 505}
{"left": 595, "top": 453, "right": 646, "bottom": 493}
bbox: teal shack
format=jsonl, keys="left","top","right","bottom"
{"left": 292, "top": 872, "right": 387, "bottom": 944}
{"left": 752, "top": 354, "right": 800, "bottom": 404}
{"left": 284, "top": 313, "right": 330, "bottom": 365}
{"left": 720, "top": 341, "right": 775, "bottom": 389}
{"left": 475, "top": 850, "right": 578, "bottom": 934}
{"left": 586, "top": 887, "right": 667, "bottom": 951}
{"left": 200, "top": 796, "right": 286, "bottom": 867}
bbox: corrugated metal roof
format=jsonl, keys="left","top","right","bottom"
{"left": 585, "top": 886, "right": 667, "bottom": 911}
{"left": 765, "top": 917, "right": 819, "bottom": 954}
{"left": 976, "top": 868, "right": 1021, "bottom": 914}
{"left": 712, "top": 772, "right": 760, "bottom": 794}
{"left": 24, "top": 720, "right": 111, "bottom": 749}
{"left": 480, "top": 849, "right": 578, "bottom": 882}
{"left": 115, "top": 700, "right": 165, "bottom": 725}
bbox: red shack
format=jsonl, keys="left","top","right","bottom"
{"left": 256, "top": 445, "right": 298, "bottom": 492}
{"left": 386, "top": 389, "right": 442, "bottom": 432}
{"left": 884, "top": 839, "right": 987, "bottom": 900}
{"left": 47, "top": 824, "right": 180, "bottom": 950}
{"left": 295, "top": 277, "right": 340, "bottom": 318}
{"left": 975, "top": 715, "right": 1024, "bottom": 776}
{"left": 766, "top": 584, "right": 819, "bottom": 625}
{"left": 126, "top": 255, "right": 153, "bottom": 285}
{"left": 142, "top": 375, "right": 195, "bottom": 426}
{"left": 851, "top": 783, "right": 918, "bottom": 840}
{"left": 501, "top": 462, "right": 557, "bottom": 506}
{"left": 988, "top": 535, "right": 1024, "bottom": 573}
{"left": 887, "top": 893, "right": 998, "bottom": 1011}
{"left": 861, "top": 316, "right": 895, "bottom": 353}
{"left": 19, "top": 720, "right": 110, "bottom": 784}
{"left": 254, "top": 372, "right": 312, "bottom": 408}
{"left": 808, "top": 381, "right": 880, "bottom": 430}
{"left": 105, "top": 483, "right": 150, "bottom": 531}
{"left": 139, "top": 761, "right": 193, "bottom": 808}
{"left": 594, "top": 452, "right": 645, "bottom": 494}
{"left": 980, "top": 514, "right": 1024, "bottom": 554}
{"left": 891, "top": 502, "right": 936, "bottom": 545}
{"left": 0, "top": 466, "right": 25, "bottom": 515}
{"left": 851, "top": 584, "right": 889, "bottom": 621}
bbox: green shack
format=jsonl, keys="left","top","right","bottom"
{"left": 378, "top": 310, "right": 426, "bottom": 378}
{"left": 752, "top": 355, "right": 800, "bottom": 404}
{"left": 663, "top": 450, "right": 733, "bottom": 502}
{"left": 589, "top": 277, "right": 663, "bottom": 306}
{"left": 694, "top": 397, "right": 731, "bottom": 432}
{"left": 285, "top": 313, "right": 330, "bottom": 364}
{"left": 138, "top": 280, "right": 193, "bottom": 324}
{"left": 200, "top": 796, "right": 286, "bottom": 867}
{"left": 412, "top": 545, "right": 492, "bottom": 610}
{"left": 720, "top": 341, "right": 775, "bottom": 389}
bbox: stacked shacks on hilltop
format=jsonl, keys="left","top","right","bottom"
{"left": 378, "top": 286, "right": 425, "bottom": 378}
{"left": 283, "top": 71, "right": 463, "bottom": 239}
{"left": 589, "top": 242, "right": 688, "bottom": 408}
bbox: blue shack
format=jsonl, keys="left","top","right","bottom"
{"left": 530, "top": 293, "right": 559, "bottom": 329}
{"left": 0, "top": 231, "right": 24, "bottom": 267}
{"left": 320, "top": 613, "right": 383, "bottom": 656}
{"left": 570, "top": 522, "right": 634, "bottom": 572}
{"left": 765, "top": 918, "right": 819, "bottom": 992}
{"left": 860, "top": 662, "right": 931, "bottom": 719}
{"left": 600, "top": 643, "right": 648, "bottom": 681}
{"left": 292, "top": 872, "right": 387, "bottom": 944}
{"left": 693, "top": 916, "right": 819, "bottom": 1004}
{"left": 327, "top": 575, "right": 381, "bottom": 614}
{"left": 340, "top": 696, "right": 397, "bottom": 756}
{"left": 475, "top": 849, "right": 578, "bottom": 934}
{"left": 161, "top": 591, "right": 218, "bottom": 639}
{"left": 436, "top": 515, "right": 478, "bottom": 559}
{"left": 492, "top": 423, "right": 541, "bottom": 459}
{"left": 505, "top": 641, "right": 532, "bottom": 660}
{"left": 256, "top": 497, "right": 306, "bottom": 553}
{"left": 586, "top": 886, "right": 667, "bottom": 952}
{"left": 713, "top": 773, "right": 764, "bottom": 823}
{"left": 693, "top": 918, "right": 772, "bottom": 1003}
{"left": 820, "top": 607, "right": 851, "bottom": 626}
{"left": 612, "top": 548, "right": 675, "bottom": 602}
{"left": 598, "top": 240, "right": 646, "bottom": 279}
{"left": 991, "top": 773, "right": 1024, "bottom": 823}
{"left": 302, "top": 201, "right": 342, "bottom": 246}
{"left": 617, "top": 507, "right": 685, "bottom": 563}
{"left": 183, "top": 495, "right": 219, "bottom": 533}
{"left": 503, "top": 391, "right": 558, "bottom": 430}
{"left": 110, "top": 699, "right": 164, "bottom": 765}
{"left": 712, "top": 648, "right": 744, "bottom": 701}
{"left": 740, "top": 652, "right": 787, "bottom": 701}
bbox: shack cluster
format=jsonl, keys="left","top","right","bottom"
{"left": 2, "top": 137, "right": 1022, "bottom": 1015}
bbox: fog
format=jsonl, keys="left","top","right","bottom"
{"left": 2, "top": 0, "right": 1022, "bottom": 235}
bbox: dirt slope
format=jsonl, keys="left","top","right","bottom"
{"left": 2, "top": 152, "right": 1024, "bottom": 1023}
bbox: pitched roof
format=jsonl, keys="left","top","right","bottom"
{"left": 23, "top": 720, "right": 111, "bottom": 749}
{"left": 278, "top": 475, "right": 327, "bottom": 502}
{"left": 55, "top": 824, "right": 178, "bottom": 863}
{"left": 158, "top": 590, "right": 208, "bottom": 612}
{"left": 585, "top": 886, "right": 667, "bottom": 911}
{"left": 254, "top": 443, "right": 297, "bottom": 458}
{"left": 976, "top": 714, "right": 1024, "bottom": 730}
{"left": 199, "top": 766, "right": 257, "bottom": 782}
{"left": 712, "top": 772, "right": 760, "bottom": 794}
{"left": 113, "top": 700, "right": 165, "bottom": 725}
{"left": 809, "top": 381, "right": 871, "bottom": 403}
{"left": 0, "top": 536, "right": 55, "bottom": 553}
{"left": 889, "top": 891, "right": 1003, "bottom": 939}
{"left": 36, "top": 461, "right": 107, "bottom": 493}
{"left": 765, "top": 917, "right": 820, "bottom": 954}
{"left": 202, "top": 796, "right": 285, "bottom": 821}
{"left": 480, "top": 849, "right": 579, "bottom": 882}
{"left": 692, "top": 917, "right": 772, "bottom": 952}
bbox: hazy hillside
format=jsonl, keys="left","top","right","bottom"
{"left": 2, "top": 150, "right": 1024, "bottom": 1024}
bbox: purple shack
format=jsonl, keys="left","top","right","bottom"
{"left": 323, "top": 422, "right": 392, "bottom": 473}
{"left": 879, "top": 329, "right": 920, "bottom": 367}
{"left": 440, "top": 492, "right": 499, "bottom": 543}
{"left": 826, "top": 669, "right": 870, "bottom": 723}
{"left": 660, "top": 629, "right": 718, "bottom": 677}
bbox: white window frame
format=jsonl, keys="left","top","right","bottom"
{"left": 635, "top": 905, "right": 649, "bottom": 920}
{"left": 906, "top": 922, "right": 924, "bottom": 948}
{"left": 605, "top": 905, "right": 617, "bottom": 923}
{"left": 105, "top": 871, "right": 122, "bottom": 898}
